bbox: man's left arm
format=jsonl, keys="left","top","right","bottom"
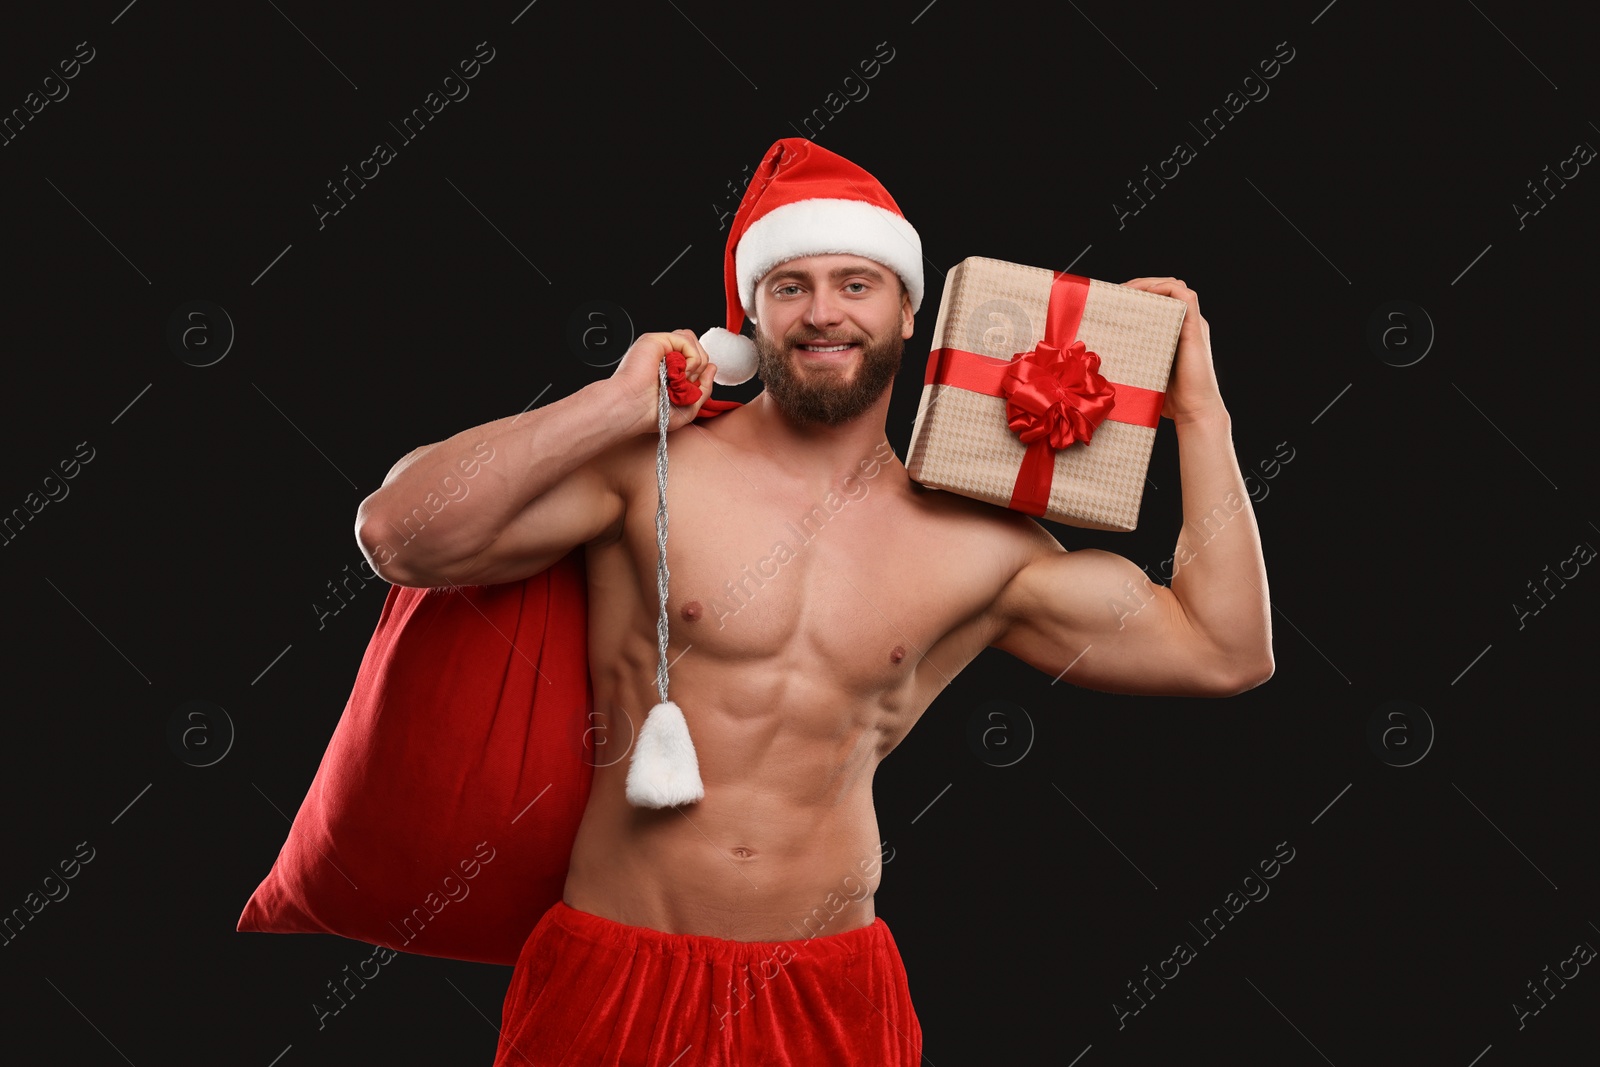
{"left": 987, "top": 277, "right": 1274, "bottom": 697}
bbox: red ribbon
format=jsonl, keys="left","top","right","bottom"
{"left": 922, "top": 272, "right": 1165, "bottom": 515}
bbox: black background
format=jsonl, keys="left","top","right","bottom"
{"left": 2, "top": 1, "right": 1596, "bottom": 1064}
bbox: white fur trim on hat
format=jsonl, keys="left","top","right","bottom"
{"left": 699, "top": 327, "right": 758, "bottom": 386}
{"left": 734, "top": 197, "right": 924, "bottom": 322}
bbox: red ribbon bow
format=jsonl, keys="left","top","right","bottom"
{"left": 999, "top": 338, "right": 1117, "bottom": 449}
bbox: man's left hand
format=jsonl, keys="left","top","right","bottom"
{"left": 1120, "top": 277, "right": 1224, "bottom": 424}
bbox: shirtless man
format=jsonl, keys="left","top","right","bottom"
{"left": 355, "top": 139, "right": 1272, "bottom": 1065}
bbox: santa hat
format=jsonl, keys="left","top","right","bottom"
{"left": 625, "top": 138, "right": 922, "bottom": 809}
{"left": 699, "top": 137, "right": 926, "bottom": 385}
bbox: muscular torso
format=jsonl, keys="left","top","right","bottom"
{"left": 561, "top": 407, "right": 1034, "bottom": 940}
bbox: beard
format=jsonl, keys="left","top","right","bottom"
{"left": 752, "top": 322, "right": 904, "bottom": 426}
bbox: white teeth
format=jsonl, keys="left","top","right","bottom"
{"left": 801, "top": 343, "right": 851, "bottom": 352}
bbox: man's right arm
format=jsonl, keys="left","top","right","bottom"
{"left": 356, "top": 330, "right": 718, "bottom": 588}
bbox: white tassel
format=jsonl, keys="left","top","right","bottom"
{"left": 625, "top": 701, "right": 705, "bottom": 808}
{"left": 624, "top": 358, "right": 706, "bottom": 809}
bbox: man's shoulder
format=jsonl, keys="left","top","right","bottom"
{"left": 905, "top": 478, "right": 1041, "bottom": 532}
{"left": 900, "top": 478, "right": 1059, "bottom": 572}
{"left": 603, "top": 398, "right": 749, "bottom": 496}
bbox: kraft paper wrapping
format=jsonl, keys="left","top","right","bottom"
{"left": 906, "top": 256, "right": 1186, "bottom": 532}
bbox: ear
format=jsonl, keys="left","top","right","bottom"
{"left": 899, "top": 290, "right": 915, "bottom": 339}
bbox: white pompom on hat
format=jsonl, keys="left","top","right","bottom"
{"left": 699, "top": 137, "right": 926, "bottom": 387}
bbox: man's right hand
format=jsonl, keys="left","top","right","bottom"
{"left": 612, "top": 329, "right": 719, "bottom": 435}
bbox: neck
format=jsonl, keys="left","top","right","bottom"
{"left": 738, "top": 390, "right": 899, "bottom": 485}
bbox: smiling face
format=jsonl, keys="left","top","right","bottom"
{"left": 750, "top": 254, "right": 916, "bottom": 426}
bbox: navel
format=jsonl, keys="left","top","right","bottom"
{"left": 681, "top": 599, "right": 703, "bottom": 622}
{"left": 731, "top": 846, "right": 757, "bottom": 860}
{"left": 890, "top": 644, "right": 907, "bottom": 664}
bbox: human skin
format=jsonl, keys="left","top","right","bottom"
{"left": 355, "top": 254, "right": 1273, "bottom": 941}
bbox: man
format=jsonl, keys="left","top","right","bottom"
{"left": 355, "top": 138, "right": 1272, "bottom": 1065}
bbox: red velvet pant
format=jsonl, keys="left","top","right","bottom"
{"left": 492, "top": 900, "right": 923, "bottom": 1065}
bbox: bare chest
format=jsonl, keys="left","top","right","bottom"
{"left": 618, "top": 435, "right": 995, "bottom": 695}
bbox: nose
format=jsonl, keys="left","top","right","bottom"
{"left": 805, "top": 288, "right": 845, "bottom": 331}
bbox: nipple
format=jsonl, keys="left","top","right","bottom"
{"left": 681, "top": 599, "right": 703, "bottom": 622}
{"left": 890, "top": 644, "right": 906, "bottom": 664}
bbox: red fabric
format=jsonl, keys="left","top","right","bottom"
{"left": 696, "top": 397, "right": 743, "bottom": 416}
{"left": 719, "top": 137, "right": 910, "bottom": 339}
{"left": 238, "top": 399, "right": 743, "bottom": 964}
{"left": 664, "top": 354, "right": 743, "bottom": 417}
{"left": 493, "top": 901, "right": 922, "bottom": 1066}
{"left": 663, "top": 350, "right": 702, "bottom": 405}
{"left": 236, "top": 552, "right": 595, "bottom": 964}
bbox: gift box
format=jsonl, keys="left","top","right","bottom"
{"left": 906, "top": 256, "right": 1186, "bottom": 532}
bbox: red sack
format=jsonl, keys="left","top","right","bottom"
{"left": 238, "top": 390, "right": 742, "bottom": 964}
{"left": 236, "top": 550, "right": 596, "bottom": 964}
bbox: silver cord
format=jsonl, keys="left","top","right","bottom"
{"left": 654, "top": 359, "right": 671, "bottom": 704}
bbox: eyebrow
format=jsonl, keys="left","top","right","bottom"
{"left": 768, "top": 264, "right": 887, "bottom": 285}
